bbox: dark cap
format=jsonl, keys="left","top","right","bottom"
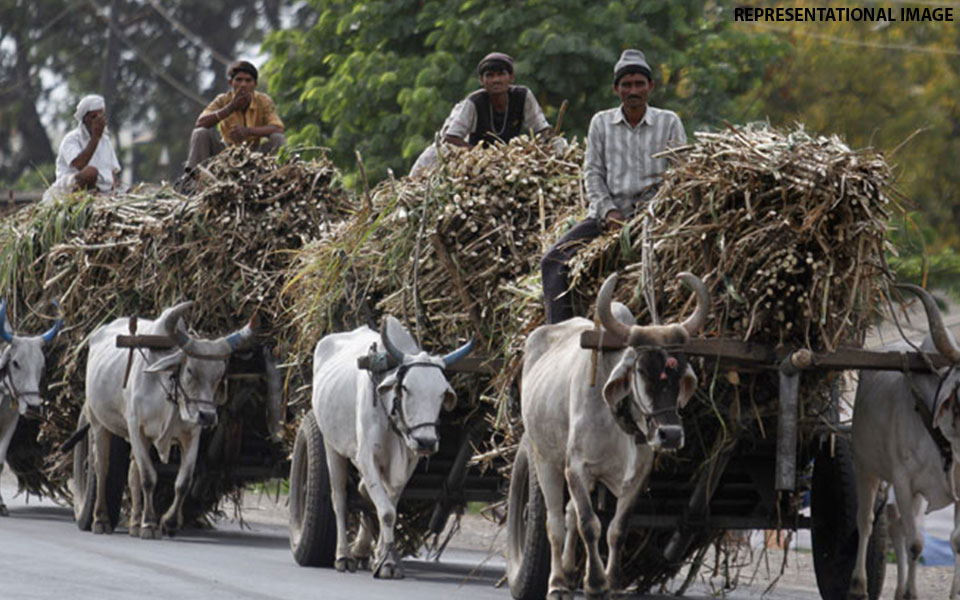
{"left": 227, "top": 60, "right": 259, "bottom": 82}
{"left": 614, "top": 49, "right": 652, "bottom": 84}
{"left": 477, "top": 52, "right": 514, "bottom": 76}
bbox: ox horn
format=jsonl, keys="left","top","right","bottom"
{"left": 596, "top": 273, "right": 632, "bottom": 341}
{"left": 677, "top": 272, "right": 710, "bottom": 336}
{"left": 442, "top": 338, "right": 475, "bottom": 368}
{"left": 896, "top": 283, "right": 960, "bottom": 363}
{"left": 0, "top": 299, "right": 12, "bottom": 344}
{"left": 162, "top": 301, "right": 239, "bottom": 360}
{"left": 41, "top": 299, "right": 63, "bottom": 344}
{"left": 380, "top": 317, "right": 409, "bottom": 364}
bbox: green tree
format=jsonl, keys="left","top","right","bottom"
{"left": 263, "top": 0, "right": 785, "bottom": 185}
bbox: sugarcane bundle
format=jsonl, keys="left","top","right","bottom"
{"left": 0, "top": 146, "right": 350, "bottom": 497}
{"left": 286, "top": 135, "right": 585, "bottom": 363}
{"left": 568, "top": 123, "right": 897, "bottom": 352}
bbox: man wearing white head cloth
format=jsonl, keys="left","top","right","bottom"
{"left": 43, "top": 95, "right": 121, "bottom": 202}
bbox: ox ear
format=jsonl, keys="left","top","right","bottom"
{"left": 602, "top": 347, "right": 637, "bottom": 411}
{"left": 678, "top": 365, "right": 698, "bottom": 409}
{"left": 376, "top": 373, "right": 398, "bottom": 401}
{"left": 143, "top": 350, "right": 186, "bottom": 374}
{"left": 442, "top": 386, "right": 457, "bottom": 412}
{"left": 934, "top": 389, "right": 958, "bottom": 430}
{"left": 0, "top": 346, "right": 9, "bottom": 372}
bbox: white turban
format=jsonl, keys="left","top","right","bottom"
{"left": 74, "top": 95, "right": 105, "bottom": 123}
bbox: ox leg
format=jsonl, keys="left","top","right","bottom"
{"left": 537, "top": 461, "right": 572, "bottom": 600}
{"left": 130, "top": 428, "right": 160, "bottom": 540}
{"left": 161, "top": 431, "right": 199, "bottom": 536}
{"left": 360, "top": 472, "right": 403, "bottom": 579}
{"left": 605, "top": 474, "right": 647, "bottom": 589}
{"left": 950, "top": 502, "right": 960, "bottom": 600}
{"left": 566, "top": 462, "right": 608, "bottom": 600}
{"left": 0, "top": 411, "right": 16, "bottom": 517}
{"left": 91, "top": 424, "right": 114, "bottom": 534}
{"left": 887, "top": 502, "right": 908, "bottom": 600}
{"left": 128, "top": 459, "right": 142, "bottom": 537}
{"left": 351, "top": 512, "right": 376, "bottom": 571}
{"left": 560, "top": 499, "right": 578, "bottom": 581}
{"left": 893, "top": 482, "right": 923, "bottom": 600}
{"left": 327, "top": 445, "right": 357, "bottom": 573}
{"left": 848, "top": 467, "right": 880, "bottom": 599}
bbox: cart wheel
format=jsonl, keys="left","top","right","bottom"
{"left": 506, "top": 435, "right": 551, "bottom": 600}
{"left": 289, "top": 411, "right": 337, "bottom": 567}
{"left": 73, "top": 417, "right": 129, "bottom": 531}
{"left": 811, "top": 436, "right": 886, "bottom": 600}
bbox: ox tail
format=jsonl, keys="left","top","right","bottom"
{"left": 59, "top": 422, "right": 90, "bottom": 454}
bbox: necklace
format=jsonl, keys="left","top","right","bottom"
{"left": 488, "top": 93, "right": 510, "bottom": 138}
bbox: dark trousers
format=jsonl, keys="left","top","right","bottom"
{"left": 540, "top": 217, "right": 604, "bottom": 324}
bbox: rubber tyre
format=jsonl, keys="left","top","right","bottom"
{"left": 73, "top": 417, "right": 129, "bottom": 531}
{"left": 506, "top": 435, "right": 551, "bottom": 600}
{"left": 810, "top": 437, "right": 886, "bottom": 600}
{"left": 289, "top": 412, "right": 337, "bottom": 567}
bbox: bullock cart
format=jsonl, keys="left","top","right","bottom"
{"left": 70, "top": 324, "right": 288, "bottom": 531}
{"left": 505, "top": 329, "right": 956, "bottom": 600}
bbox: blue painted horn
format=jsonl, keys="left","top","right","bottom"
{"left": 0, "top": 299, "right": 12, "bottom": 343}
{"left": 442, "top": 338, "right": 475, "bottom": 368}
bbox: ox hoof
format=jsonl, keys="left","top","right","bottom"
{"left": 335, "top": 557, "right": 358, "bottom": 573}
{"left": 92, "top": 521, "right": 113, "bottom": 535}
{"left": 546, "top": 591, "right": 574, "bottom": 600}
{"left": 128, "top": 523, "right": 140, "bottom": 537}
{"left": 373, "top": 561, "right": 404, "bottom": 579}
{"left": 585, "top": 590, "right": 611, "bottom": 600}
{"left": 355, "top": 556, "right": 370, "bottom": 571}
{"left": 0, "top": 504, "right": 8, "bottom": 517}
{"left": 139, "top": 524, "right": 160, "bottom": 540}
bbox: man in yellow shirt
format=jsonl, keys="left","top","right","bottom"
{"left": 185, "top": 60, "right": 285, "bottom": 171}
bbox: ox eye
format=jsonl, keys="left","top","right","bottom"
{"left": 11, "top": 360, "right": 20, "bottom": 370}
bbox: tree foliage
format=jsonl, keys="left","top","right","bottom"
{"left": 0, "top": 0, "right": 305, "bottom": 186}
{"left": 263, "top": 0, "right": 785, "bottom": 184}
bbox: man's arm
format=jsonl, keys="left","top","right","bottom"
{"left": 583, "top": 114, "right": 618, "bottom": 227}
{"left": 69, "top": 113, "right": 106, "bottom": 171}
{"left": 442, "top": 100, "right": 475, "bottom": 147}
{"left": 195, "top": 92, "right": 249, "bottom": 129}
{"left": 522, "top": 90, "right": 552, "bottom": 137}
{"left": 231, "top": 94, "right": 285, "bottom": 142}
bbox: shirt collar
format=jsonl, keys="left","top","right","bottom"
{"left": 614, "top": 105, "right": 653, "bottom": 127}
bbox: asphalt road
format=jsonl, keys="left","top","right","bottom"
{"left": 0, "top": 470, "right": 827, "bottom": 600}
{"left": 5, "top": 469, "right": 960, "bottom": 599}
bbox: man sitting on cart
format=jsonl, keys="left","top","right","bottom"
{"left": 184, "top": 60, "right": 285, "bottom": 174}
{"left": 540, "top": 48, "right": 687, "bottom": 323}
{"left": 410, "top": 52, "right": 553, "bottom": 177}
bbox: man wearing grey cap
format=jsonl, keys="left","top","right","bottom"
{"left": 540, "top": 49, "right": 686, "bottom": 323}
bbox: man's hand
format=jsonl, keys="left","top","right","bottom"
{"left": 89, "top": 112, "right": 107, "bottom": 139}
{"left": 227, "top": 89, "right": 252, "bottom": 113}
{"left": 230, "top": 126, "right": 251, "bottom": 143}
{"left": 603, "top": 209, "right": 625, "bottom": 232}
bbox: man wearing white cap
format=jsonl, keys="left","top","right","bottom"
{"left": 540, "top": 48, "right": 686, "bottom": 323}
{"left": 44, "top": 95, "right": 121, "bottom": 201}
{"left": 410, "top": 51, "right": 552, "bottom": 177}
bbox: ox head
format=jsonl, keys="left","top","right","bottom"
{"left": 374, "top": 315, "right": 474, "bottom": 456}
{"left": 0, "top": 299, "right": 62, "bottom": 418}
{"left": 142, "top": 301, "right": 255, "bottom": 428}
{"left": 596, "top": 273, "right": 709, "bottom": 451}
{"left": 897, "top": 284, "right": 960, "bottom": 441}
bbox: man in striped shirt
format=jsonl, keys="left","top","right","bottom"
{"left": 541, "top": 49, "right": 687, "bottom": 323}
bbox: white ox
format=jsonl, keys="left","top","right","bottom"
{"left": 522, "top": 272, "right": 709, "bottom": 600}
{"left": 312, "top": 316, "right": 473, "bottom": 578}
{"left": 83, "top": 301, "right": 253, "bottom": 538}
{"left": 850, "top": 284, "right": 960, "bottom": 600}
{"left": 0, "top": 299, "right": 61, "bottom": 515}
